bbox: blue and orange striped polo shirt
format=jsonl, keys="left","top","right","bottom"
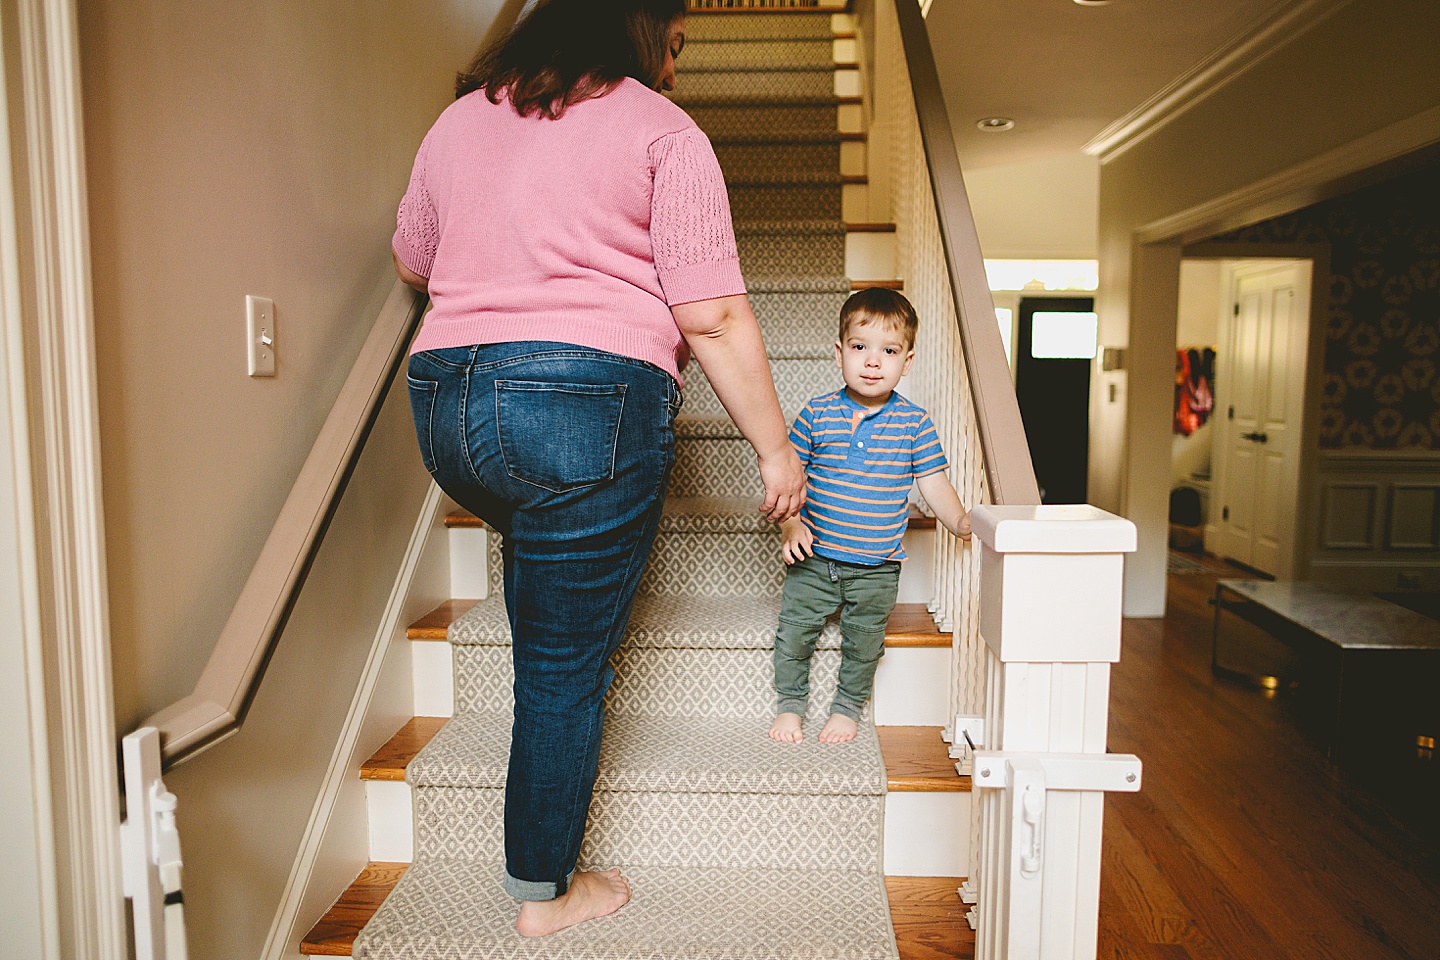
{"left": 790, "top": 389, "right": 949, "bottom": 565}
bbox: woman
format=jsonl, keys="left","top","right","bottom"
{"left": 392, "top": 0, "right": 804, "bottom": 938}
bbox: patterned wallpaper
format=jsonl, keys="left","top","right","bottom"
{"left": 1212, "top": 164, "right": 1440, "bottom": 450}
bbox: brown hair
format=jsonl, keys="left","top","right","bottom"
{"left": 839, "top": 288, "right": 919, "bottom": 348}
{"left": 455, "top": 0, "right": 687, "bottom": 119}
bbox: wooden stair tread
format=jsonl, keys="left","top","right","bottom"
{"left": 852, "top": 279, "right": 903, "bottom": 290}
{"left": 886, "top": 877, "right": 975, "bottom": 960}
{"left": 407, "top": 599, "right": 478, "bottom": 639}
{"left": 303, "top": 865, "right": 971, "bottom": 958}
{"left": 360, "top": 717, "right": 446, "bottom": 781}
{"left": 879, "top": 726, "right": 969, "bottom": 792}
{"left": 408, "top": 599, "right": 948, "bottom": 647}
{"left": 300, "top": 862, "right": 408, "bottom": 956}
{"left": 846, "top": 221, "right": 896, "bottom": 232}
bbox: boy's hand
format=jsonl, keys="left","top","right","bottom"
{"left": 780, "top": 518, "right": 814, "bottom": 565}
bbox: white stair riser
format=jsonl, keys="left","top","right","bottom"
{"left": 449, "top": 526, "right": 489, "bottom": 600}
{"left": 413, "top": 641, "right": 949, "bottom": 726}
{"left": 846, "top": 231, "right": 895, "bottom": 280}
{"left": 885, "top": 792, "right": 972, "bottom": 876}
{"left": 843, "top": 183, "right": 869, "bottom": 222}
{"left": 839, "top": 102, "right": 864, "bottom": 134}
{"left": 840, "top": 139, "right": 866, "bottom": 176}
{"left": 366, "top": 778, "right": 970, "bottom": 877}
{"left": 835, "top": 68, "right": 861, "bottom": 98}
{"left": 833, "top": 37, "right": 858, "bottom": 65}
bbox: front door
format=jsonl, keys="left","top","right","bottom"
{"left": 1015, "top": 297, "right": 1095, "bottom": 504}
{"left": 1217, "top": 261, "right": 1311, "bottom": 576}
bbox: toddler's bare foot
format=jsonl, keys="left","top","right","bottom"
{"left": 515, "top": 869, "right": 631, "bottom": 937}
{"left": 819, "top": 713, "right": 858, "bottom": 743}
{"left": 769, "top": 712, "right": 804, "bottom": 743}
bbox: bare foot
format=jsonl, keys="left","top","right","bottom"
{"left": 819, "top": 713, "right": 858, "bottom": 743}
{"left": 769, "top": 712, "right": 804, "bottom": 743}
{"left": 515, "top": 869, "right": 631, "bottom": 937}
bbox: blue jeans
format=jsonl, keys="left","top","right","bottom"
{"left": 407, "top": 342, "right": 681, "bottom": 901}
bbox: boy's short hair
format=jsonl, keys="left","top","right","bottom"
{"left": 838, "top": 288, "right": 919, "bottom": 348}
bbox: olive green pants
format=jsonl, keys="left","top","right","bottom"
{"left": 773, "top": 554, "right": 901, "bottom": 721}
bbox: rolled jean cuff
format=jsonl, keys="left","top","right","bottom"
{"left": 504, "top": 868, "right": 574, "bottom": 902}
{"left": 775, "top": 697, "right": 808, "bottom": 717}
{"left": 828, "top": 701, "right": 863, "bottom": 722}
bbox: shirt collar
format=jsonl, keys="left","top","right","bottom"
{"left": 837, "top": 388, "right": 900, "bottom": 420}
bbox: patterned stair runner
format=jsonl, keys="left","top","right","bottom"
{"left": 354, "top": 12, "right": 899, "bottom": 959}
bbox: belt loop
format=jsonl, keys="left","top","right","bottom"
{"left": 827, "top": 561, "right": 839, "bottom": 583}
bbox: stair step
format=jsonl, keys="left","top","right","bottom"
{"left": 442, "top": 506, "right": 934, "bottom": 533}
{"left": 852, "top": 279, "right": 904, "bottom": 290}
{"left": 302, "top": 866, "right": 972, "bottom": 959}
{"left": 348, "top": 861, "right": 895, "bottom": 960}
{"left": 410, "top": 592, "right": 946, "bottom": 646}
{"left": 364, "top": 720, "right": 964, "bottom": 794}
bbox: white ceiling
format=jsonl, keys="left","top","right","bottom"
{"left": 924, "top": 0, "right": 1301, "bottom": 170}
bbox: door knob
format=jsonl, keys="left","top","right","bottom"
{"left": 1240, "top": 431, "right": 1269, "bottom": 443}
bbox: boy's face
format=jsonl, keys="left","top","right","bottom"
{"left": 835, "top": 318, "right": 915, "bottom": 407}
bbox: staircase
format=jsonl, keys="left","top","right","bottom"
{"left": 301, "top": 7, "right": 973, "bottom": 959}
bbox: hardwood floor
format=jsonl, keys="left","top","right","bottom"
{"left": 1098, "top": 554, "right": 1440, "bottom": 960}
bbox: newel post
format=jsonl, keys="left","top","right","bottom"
{"left": 965, "top": 505, "right": 1140, "bottom": 960}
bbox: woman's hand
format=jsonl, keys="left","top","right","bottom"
{"left": 759, "top": 445, "right": 806, "bottom": 523}
{"left": 779, "top": 516, "right": 814, "bottom": 564}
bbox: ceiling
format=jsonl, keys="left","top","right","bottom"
{"left": 924, "top": 0, "right": 1305, "bottom": 170}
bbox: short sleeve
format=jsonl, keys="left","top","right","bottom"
{"left": 912, "top": 411, "right": 949, "bottom": 478}
{"left": 393, "top": 133, "right": 439, "bottom": 279}
{"left": 649, "top": 129, "right": 746, "bottom": 306}
{"left": 789, "top": 402, "right": 816, "bottom": 468}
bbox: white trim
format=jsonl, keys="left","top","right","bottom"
{"left": 1084, "top": 0, "right": 1355, "bottom": 162}
{"left": 1137, "top": 103, "right": 1440, "bottom": 246}
{"left": 5, "top": 0, "right": 124, "bottom": 955}
{"left": 0, "top": 9, "right": 60, "bottom": 951}
{"left": 261, "top": 482, "right": 446, "bottom": 960}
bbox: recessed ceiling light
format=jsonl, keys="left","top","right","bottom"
{"left": 976, "top": 117, "right": 1015, "bottom": 133}
{"left": 1073, "top": 0, "right": 1115, "bottom": 6}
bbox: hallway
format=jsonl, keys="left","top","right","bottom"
{"left": 1099, "top": 556, "right": 1440, "bottom": 959}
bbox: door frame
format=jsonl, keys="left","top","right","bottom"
{"left": 1172, "top": 243, "right": 1330, "bottom": 582}
{"left": 0, "top": 0, "right": 123, "bottom": 957}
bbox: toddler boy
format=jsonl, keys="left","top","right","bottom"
{"left": 769, "top": 289, "right": 972, "bottom": 744}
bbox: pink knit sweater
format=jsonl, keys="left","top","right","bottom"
{"left": 394, "top": 78, "right": 746, "bottom": 383}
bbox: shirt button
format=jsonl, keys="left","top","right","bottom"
{"left": 857, "top": 442, "right": 864, "bottom": 448}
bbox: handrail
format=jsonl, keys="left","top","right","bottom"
{"left": 141, "top": 279, "right": 428, "bottom": 768}
{"left": 893, "top": 0, "right": 1040, "bottom": 506}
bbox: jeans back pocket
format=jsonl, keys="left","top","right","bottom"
{"left": 406, "top": 375, "right": 440, "bottom": 474}
{"left": 496, "top": 380, "right": 626, "bottom": 492}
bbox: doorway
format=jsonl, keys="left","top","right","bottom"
{"left": 1015, "top": 296, "right": 1095, "bottom": 504}
{"left": 1177, "top": 258, "right": 1313, "bottom": 579}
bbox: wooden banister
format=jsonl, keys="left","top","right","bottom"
{"left": 893, "top": 0, "right": 1040, "bottom": 506}
{"left": 142, "top": 279, "right": 428, "bottom": 767}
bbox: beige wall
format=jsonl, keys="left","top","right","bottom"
{"left": 78, "top": 1, "right": 513, "bottom": 954}
{"left": 80, "top": 0, "right": 501, "bottom": 731}
{"left": 1094, "top": 0, "right": 1440, "bottom": 614}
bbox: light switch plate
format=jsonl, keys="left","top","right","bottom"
{"left": 247, "top": 295, "right": 276, "bottom": 377}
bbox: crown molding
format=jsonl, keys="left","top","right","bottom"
{"left": 1084, "top": 0, "right": 1356, "bottom": 163}
{"left": 1135, "top": 102, "right": 1440, "bottom": 245}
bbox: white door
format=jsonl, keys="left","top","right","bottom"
{"left": 1216, "top": 261, "right": 1311, "bottom": 577}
